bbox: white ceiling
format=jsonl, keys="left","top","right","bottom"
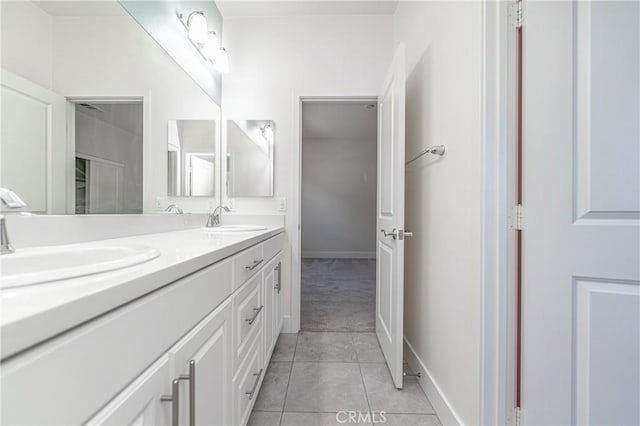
{"left": 302, "top": 101, "right": 377, "bottom": 141}
{"left": 33, "top": 1, "right": 126, "bottom": 17}
{"left": 216, "top": 1, "right": 398, "bottom": 18}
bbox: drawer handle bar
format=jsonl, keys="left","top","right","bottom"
{"left": 245, "top": 368, "right": 264, "bottom": 400}
{"left": 160, "top": 379, "right": 180, "bottom": 426}
{"left": 275, "top": 262, "right": 282, "bottom": 293}
{"left": 177, "top": 360, "right": 196, "bottom": 426}
{"left": 246, "top": 305, "right": 264, "bottom": 325}
{"left": 245, "top": 259, "right": 264, "bottom": 271}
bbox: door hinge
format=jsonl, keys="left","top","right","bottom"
{"left": 514, "top": 0, "right": 523, "bottom": 28}
{"left": 511, "top": 204, "right": 524, "bottom": 230}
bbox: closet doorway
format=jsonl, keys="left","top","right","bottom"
{"left": 300, "top": 99, "right": 378, "bottom": 331}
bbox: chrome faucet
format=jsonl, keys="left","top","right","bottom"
{"left": 206, "top": 205, "right": 230, "bottom": 228}
{"left": 0, "top": 188, "right": 27, "bottom": 255}
{"left": 164, "top": 204, "right": 184, "bottom": 214}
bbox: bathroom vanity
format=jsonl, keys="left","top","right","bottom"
{"left": 1, "top": 226, "right": 286, "bottom": 426}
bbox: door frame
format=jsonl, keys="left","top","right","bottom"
{"left": 291, "top": 94, "right": 378, "bottom": 333}
{"left": 479, "top": 1, "right": 516, "bottom": 425}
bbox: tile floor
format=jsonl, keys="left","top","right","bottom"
{"left": 301, "top": 259, "right": 376, "bottom": 332}
{"left": 248, "top": 332, "right": 441, "bottom": 426}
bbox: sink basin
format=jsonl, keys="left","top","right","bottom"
{"left": 0, "top": 244, "right": 161, "bottom": 289}
{"left": 201, "top": 225, "right": 267, "bottom": 233}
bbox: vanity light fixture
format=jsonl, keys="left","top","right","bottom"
{"left": 177, "top": 11, "right": 229, "bottom": 73}
{"left": 186, "top": 11, "right": 208, "bottom": 43}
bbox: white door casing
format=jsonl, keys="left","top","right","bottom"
{"left": 523, "top": 2, "right": 639, "bottom": 425}
{"left": 0, "top": 69, "right": 66, "bottom": 214}
{"left": 376, "top": 43, "right": 406, "bottom": 389}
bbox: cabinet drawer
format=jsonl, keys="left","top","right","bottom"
{"left": 263, "top": 233, "right": 285, "bottom": 263}
{"left": 233, "top": 244, "right": 264, "bottom": 291}
{"left": 232, "top": 273, "right": 263, "bottom": 371}
{"left": 233, "top": 335, "right": 263, "bottom": 426}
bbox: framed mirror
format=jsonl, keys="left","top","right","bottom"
{"left": 167, "top": 120, "right": 217, "bottom": 197}
{"left": 226, "top": 120, "right": 275, "bottom": 197}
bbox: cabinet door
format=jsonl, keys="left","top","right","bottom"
{"left": 168, "top": 299, "right": 233, "bottom": 426}
{"left": 86, "top": 356, "right": 171, "bottom": 426}
{"left": 273, "top": 255, "right": 283, "bottom": 338}
{"left": 263, "top": 258, "right": 276, "bottom": 363}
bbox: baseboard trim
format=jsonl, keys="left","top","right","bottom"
{"left": 282, "top": 315, "right": 296, "bottom": 333}
{"left": 302, "top": 251, "right": 375, "bottom": 259}
{"left": 403, "top": 337, "right": 464, "bottom": 426}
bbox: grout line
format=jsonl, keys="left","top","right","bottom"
{"left": 260, "top": 409, "right": 441, "bottom": 416}
{"left": 278, "top": 332, "right": 298, "bottom": 415}
{"left": 354, "top": 333, "right": 374, "bottom": 416}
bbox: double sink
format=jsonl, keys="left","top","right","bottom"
{"left": 0, "top": 225, "right": 267, "bottom": 290}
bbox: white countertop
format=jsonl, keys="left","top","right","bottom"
{"left": 0, "top": 226, "right": 285, "bottom": 360}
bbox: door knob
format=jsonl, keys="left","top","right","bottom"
{"left": 381, "top": 228, "right": 398, "bottom": 239}
{"left": 400, "top": 230, "right": 413, "bottom": 239}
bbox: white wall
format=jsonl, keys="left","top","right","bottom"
{"left": 0, "top": 1, "right": 53, "bottom": 89}
{"left": 222, "top": 14, "right": 393, "bottom": 328}
{"left": 394, "top": 2, "right": 483, "bottom": 425}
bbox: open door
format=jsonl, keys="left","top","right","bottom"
{"left": 376, "top": 43, "right": 406, "bottom": 389}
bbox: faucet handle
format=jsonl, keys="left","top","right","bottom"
{"left": 0, "top": 188, "right": 27, "bottom": 209}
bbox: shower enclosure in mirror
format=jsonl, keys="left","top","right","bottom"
{"left": 167, "top": 120, "right": 216, "bottom": 197}
{"left": 226, "top": 120, "right": 275, "bottom": 197}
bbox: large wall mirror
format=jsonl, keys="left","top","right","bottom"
{"left": 226, "top": 120, "right": 275, "bottom": 197}
{"left": 0, "top": 1, "right": 222, "bottom": 214}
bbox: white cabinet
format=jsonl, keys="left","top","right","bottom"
{"left": 1, "top": 232, "right": 285, "bottom": 426}
{"left": 87, "top": 356, "right": 172, "bottom": 426}
{"left": 168, "top": 299, "right": 233, "bottom": 426}
{"left": 89, "top": 300, "right": 233, "bottom": 426}
{"left": 263, "top": 254, "right": 283, "bottom": 363}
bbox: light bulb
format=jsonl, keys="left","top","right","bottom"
{"left": 214, "top": 47, "right": 229, "bottom": 73}
{"left": 187, "top": 12, "right": 208, "bottom": 44}
{"left": 263, "top": 125, "right": 274, "bottom": 143}
{"left": 202, "top": 32, "right": 220, "bottom": 62}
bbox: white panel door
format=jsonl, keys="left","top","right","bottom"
{"left": 376, "top": 43, "right": 406, "bottom": 389}
{"left": 523, "top": 2, "right": 640, "bottom": 425}
{"left": 88, "top": 158, "right": 124, "bottom": 214}
{"left": 0, "top": 69, "right": 66, "bottom": 213}
{"left": 188, "top": 155, "right": 214, "bottom": 196}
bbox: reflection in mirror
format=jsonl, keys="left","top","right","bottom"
{"left": 0, "top": 1, "right": 223, "bottom": 214}
{"left": 226, "top": 120, "right": 275, "bottom": 197}
{"left": 75, "top": 102, "right": 143, "bottom": 214}
{"left": 167, "top": 120, "right": 216, "bottom": 197}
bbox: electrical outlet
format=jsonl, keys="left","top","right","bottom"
{"left": 277, "top": 197, "right": 287, "bottom": 211}
{"left": 155, "top": 197, "right": 163, "bottom": 210}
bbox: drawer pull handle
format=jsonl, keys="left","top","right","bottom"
{"left": 177, "top": 360, "right": 196, "bottom": 426}
{"left": 245, "top": 368, "right": 264, "bottom": 400}
{"left": 246, "top": 305, "right": 264, "bottom": 325}
{"left": 160, "top": 379, "right": 180, "bottom": 426}
{"left": 274, "top": 262, "right": 282, "bottom": 293}
{"left": 245, "top": 259, "right": 263, "bottom": 271}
